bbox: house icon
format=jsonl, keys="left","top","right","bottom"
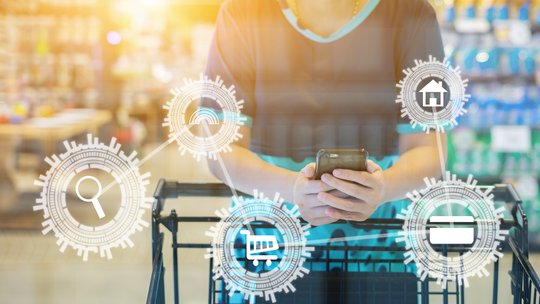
{"left": 419, "top": 79, "right": 448, "bottom": 108}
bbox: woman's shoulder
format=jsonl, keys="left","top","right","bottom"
{"left": 377, "top": 0, "right": 437, "bottom": 26}
{"left": 393, "top": 0, "right": 437, "bottom": 16}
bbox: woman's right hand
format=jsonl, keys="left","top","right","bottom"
{"left": 293, "top": 163, "right": 338, "bottom": 226}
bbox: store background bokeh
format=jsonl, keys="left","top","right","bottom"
{"left": 0, "top": 0, "right": 539, "bottom": 302}
{"left": 1, "top": 0, "right": 540, "bottom": 239}
{"left": 440, "top": 0, "right": 540, "bottom": 246}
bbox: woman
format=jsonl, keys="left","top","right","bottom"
{"left": 203, "top": 0, "right": 447, "bottom": 288}
{"left": 206, "top": 0, "right": 445, "bottom": 224}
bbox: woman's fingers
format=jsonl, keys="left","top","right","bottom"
{"left": 327, "top": 189, "right": 350, "bottom": 198}
{"left": 332, "top": 169, "right": 377, "bottom": 188}
{"left": 299, "top": 194, "right": 328, "bottom": 208}
{"left": 300, "top": 163, "right": 316, "bottom": 178}
{"left": 317, "top": 191, "right": 365, "bottom": 212}
{"left": 302, "top": 205, "right": 330, "bottom": 218}
{"left": 298, "top": 206, "right": 337, "bottom": 226}
{"left": 321, "top": 173, "right": 370, "bottom": 200}
{"left": 303, "top": 179, "right": 334, "bottom": 194}
{"left": 366, "top": 159, "right": 382, "bottom": 173}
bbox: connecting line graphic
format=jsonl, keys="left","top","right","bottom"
{"left": 100, "top": 124, "right": 194, "bottom": 196}
{"left": 200, "top": 121, "right": 255, "bottom": 234}
{"left": 432, "top": 106, "right": 454, "bottom": 225}
{"left": 201, "top": 122, "right": 240, "bottom": 199}
{"left": 283, "top": 228, "right": 509, "bottom": 247}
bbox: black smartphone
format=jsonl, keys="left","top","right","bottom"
{"left": 313, "top": 149, "right": 368, "bottom": 180}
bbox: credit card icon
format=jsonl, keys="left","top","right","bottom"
{"left": 428, "top": 216, "right": 475, "bottom": 245}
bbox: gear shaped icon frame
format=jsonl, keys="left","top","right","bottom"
{"left": 163, "top": 74, "right": 247, "bottom": 161}
{"left": 396, "top": 56, "right": 470, "bottom": 133}
{"left": 205, "top": 190, "right": 314, "bottom": 303}
{"left": 397, "top": 172, "right": 508, "bottom": 288}
{"left": 33, "top": 134, "right": 153, "bottom": 261}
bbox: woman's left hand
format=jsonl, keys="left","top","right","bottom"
{"left": 318, "top": 160, "right": 387, "bottom": 222}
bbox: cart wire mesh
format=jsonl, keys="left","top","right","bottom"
{"left": 147, "top": 180, "right": 540, "bottom": 304}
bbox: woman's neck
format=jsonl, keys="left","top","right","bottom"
{"left": 290, "top": 0, "right": 366, "bottom": 37}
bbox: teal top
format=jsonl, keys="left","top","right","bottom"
{"left": 280, "top": 0, "right": 381, "bottom": 44}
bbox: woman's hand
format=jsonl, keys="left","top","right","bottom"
{"left": 293, "top": 163, "right": 338, "bottom": 226}
{"left": 318, "top": 160, "right": 387, "bottom": 222}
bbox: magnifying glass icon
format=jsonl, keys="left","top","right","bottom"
{"left": 75, "top": 176, "right": 106, "bottom": 219}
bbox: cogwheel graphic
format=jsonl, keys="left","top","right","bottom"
{"left": 33, "top": 134, "right": 152, "bottom": 261}
{"left": 396, "top": 56, "right": 470, "bottom": 133}
{"left": 205, "top": 190, "right": 313, "bottom": 303}
{"left": 397, "top": 172, "right": 507, "bottom": 288}
{"left": 163, "top": 74, "right": 247, "bottom": 161}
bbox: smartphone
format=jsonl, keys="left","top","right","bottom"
{"left": 314, "top": 149, "right": 368, "bottom": 180}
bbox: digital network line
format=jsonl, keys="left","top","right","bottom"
{"left": 433, "top": 108, "right": 454, "bottom": 225}
{"left": 100, "top": 125, "right": 192, "bottom": 195}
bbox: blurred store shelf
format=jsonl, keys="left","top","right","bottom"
{"left": 438, "top": 0, "right": 540, "bottom": 248}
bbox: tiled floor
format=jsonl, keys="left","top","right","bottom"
{"left": 0, "top": 143, "right": 538, "bottom": 303}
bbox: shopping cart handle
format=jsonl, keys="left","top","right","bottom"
{"left": 153, "top": 180, "right": 243, "bottom": 199}
{"left": 489, "top": 183, "right": 521, "bottom": 204}
{"left": 151, "top": 181, "right": 527, "bottom": 233}
{"left": 152, "top": 179, "right": 249, "bottom": 215}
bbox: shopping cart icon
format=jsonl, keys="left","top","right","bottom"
{"left": 240, "top": 230, "right": 279, "bottom": 266}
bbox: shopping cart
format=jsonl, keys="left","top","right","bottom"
{"left": 147, "top": 180, "right": 540, "bottom": 304}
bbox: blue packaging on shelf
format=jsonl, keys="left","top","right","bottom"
{"left": 520, "top": 5, "right": 531, "bottom": 22}
{"left": 476, "top": 46, "right": 499, "bottom": 74}
{"left": 485, "top": 6, "right": 495, "bottom": 23}
{"left": 465, "top": 5, "right": 476, "bottom": 19}
{"left": 445, "top": 5, "right": 455, "bottom": 23}
{"left": 495, "top": 5, "right": 509, "bottom": 20}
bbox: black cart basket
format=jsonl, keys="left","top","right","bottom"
{"left": 147, "top": 180, "right": 540, "bottom": 304}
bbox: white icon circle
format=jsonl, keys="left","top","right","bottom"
{"left": 75, "top": 176, "right": 105, "bottom": 219}
{"left": 397, "top": 172, "right": 507, "bottom": 288}
{"left": 163, "top": 74, "right": 246, "bottom": 161}
{"left": 205, "top": 190, "right": 313, "bottom": 303}
{"left": 34, "top": 135, "right": 152, "bottom": 260}
{"left": 396, "top": 56, "right": 470, "bottom": 133}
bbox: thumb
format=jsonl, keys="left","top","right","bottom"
{"left": 300, "top": 163, "right": 316, "bottom": 178}
{"left": 366, "top": 160, "right": 382, "bottom": 173}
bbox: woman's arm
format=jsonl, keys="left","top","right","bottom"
{"left": 315, "top": 132, "right": 447, "bottom": 221}
{"left": 382, "top": 132, "right": 447, "bottom": 202}
{"left": 206, "top": 125, "right": 337, "bottom": 226}
{"left": 207, "top": 126, "right": 298, "bottom": 202}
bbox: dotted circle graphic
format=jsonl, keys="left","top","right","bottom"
{"left": 163, "top": 74, "right": 246, "bottom": 161}
{"left": 206, "top": 191, "right": 313, "bottom": 303}
{"left": 397, "top": 56, "right": 470, "bottom": 133}
{"left": 34, "top": 135, "right": 152, "bottom": 260}
{"left": 397, "top": 172, "right": 507, "bottom": 287}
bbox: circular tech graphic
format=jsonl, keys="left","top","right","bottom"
{"left": 205, "top": 191, "right": 313, "bottom": 303}
{"left": 396, "top": 56, "right": 470, "bottom": 133}
{"left": 397, "top": 172, "right": 507, "bottom": 287}
{"left": 163, "top": 74, "right": 247, "bottom": 161}
{"left": 33, "top": 134, "right": 152, "bottom": 261}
